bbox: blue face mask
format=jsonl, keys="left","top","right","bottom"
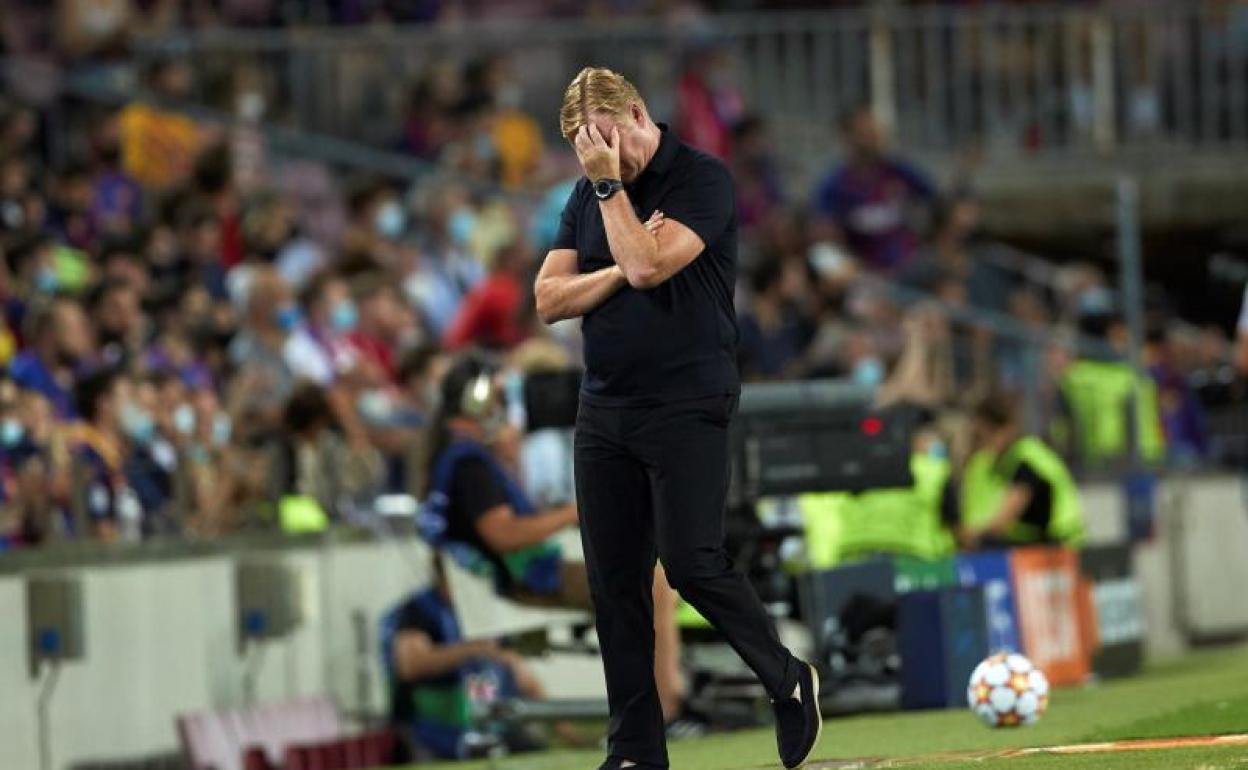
{"left": 474, "top": 132, "right": 496, "bottom": 160}
{"left": 172, "top": 404, "right": 195, "bottom": 436}
{"left": 275, "top": 305, "right": 302, "bottom": 333}
{"left": 374, "top": 200, "right": 406, "bottom": 240}
{"left": 853, "top": 357, "right": 885, "bottom": 388}
{"left": 212, "top": 413, "right": 231, "bottom": 446}
{"left": 121, "top": 402, "right": 156, "bottom": 445}
{"left": 35, "top": 266, "right": 59, "bottom": 294}
{"left": 1, "top": 418, "right": 24, "bottom": 446}
{"left": 330, "top": 300, "right": 358, "bottom": 334}
{"left": 448, "top": 207, "right": 476, "bottom": 247}
{"left": 927, "top": 439, "right": 948, "bottom": 460}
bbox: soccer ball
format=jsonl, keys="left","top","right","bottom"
{"left": 966, "top": 652, "right": 1049, "bottom": 728}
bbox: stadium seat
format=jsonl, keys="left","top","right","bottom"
{"left": 177, "top": 695, "right": 397, "bottom": 770}
{"left": 438, "top": 551, "right": 588, "bottom": 639}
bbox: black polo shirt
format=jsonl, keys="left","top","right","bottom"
{"left": 553, "top": 125, "right": 740, "bottom": 406}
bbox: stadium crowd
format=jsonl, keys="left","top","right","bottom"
{"left": 5, "top": 0, "right": 1168, "bottom": 44}
{"left": 0, "top": 6, "right": 1246, "bottom": 551}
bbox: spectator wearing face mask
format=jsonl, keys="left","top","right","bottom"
{"left": 406, "top": 184, "right": 486, "bottom": 336}
{"left": 0, "top": 376, "right": 27, "bottom": 459}
{"left": 285, "top": 271, "right": 361, "bottom": 386}
{"left": 368, "top": 343, "right": 448, "bottom": 493}
{"left": 0, "top": 377, "right": 38, "bottom": 507}
{"left": 121, "top": 372, "right": 182, "bottom": 534}
{"left": 0, "top": 155, "right": 32, "bottom": 240}
{"left": 228, "top": 267, "right": 299, "bottom": 429}
{"left": 172, "top": 380, "right": 232, "bottom": 458}
{"left": 343, "top": 178, "right": 408, "bottom": 276}
{"left": 0, "top": 379, "right": 71, "bottom": 548}
{"left": 283, "top": 270, "right": 374, "bottom": 448}
{"left": 347, "top": 274, "right": 417, "bottom": 386}
{"left": 11, "top": 236, "right": 71, "bottom": 305}
{"left": 171, "top": 381, "right": 237, "bottom": 536}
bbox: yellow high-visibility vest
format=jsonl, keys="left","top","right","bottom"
{"left": 799, "top": 454, "right": 954, "bottom": 570}
{"left": 961, "top": 435, "right": 1085, "bottom": 546}
{"left": 1060, "top": 359, "right": 1164, "bottom": 466}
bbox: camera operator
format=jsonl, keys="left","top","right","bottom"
{"left": 419, "top": 353, "right": 686, "bottom": 721}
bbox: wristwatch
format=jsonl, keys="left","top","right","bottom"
{"left": 593, "top": 178, "right": 624, "bottom": 201}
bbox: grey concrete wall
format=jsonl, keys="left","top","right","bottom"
{"left": 1, "top": 540, "right": 430, "bottom": 770}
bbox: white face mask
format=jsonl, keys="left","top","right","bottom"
{"left": 237, "top": 91, "right": 266, "bottom": 121}
{"left": 120, "top": 401, "right": 156, "bottom": 444}
{"left": 374, "top": 200, "right": 407, "bottom": 240}
{"left": 173, "top": 403, "right": 195, "bottom": 435}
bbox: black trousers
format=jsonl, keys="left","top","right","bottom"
{"left": 574, "top": 393, "right": 799, "bottom": 768}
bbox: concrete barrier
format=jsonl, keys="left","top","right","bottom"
{"left": 1, "top": 472, "right": 1244, "bottom": 768}
{"left": 0, "top": 536, "right": 430, "bottom": 770}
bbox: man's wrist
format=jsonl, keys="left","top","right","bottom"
{"left": 595, "top": 180, "right": 626, "bottom": 204}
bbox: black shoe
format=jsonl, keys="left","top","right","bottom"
{"left": 596, "top": 758, "right": 666, "bottom": 770}
{"left": 666, "top": 703, "right": 710, "bottom": 741}
{"left": 773, "top": 661, "right": 823, "bottom": 769}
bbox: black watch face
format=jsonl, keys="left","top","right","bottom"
{"left": 595, "top": 180, "right": 611, "bottom": 198}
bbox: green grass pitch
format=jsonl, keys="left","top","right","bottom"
{"left": 405, "top": 644, "right": 1248, "bottom": 770}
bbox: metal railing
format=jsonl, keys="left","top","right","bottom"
{"left": 131, "top": 3, "right": 1248, "bottom": 177}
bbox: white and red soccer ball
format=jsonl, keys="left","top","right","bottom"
{"left": 966, "top": 652, "right": 1050, "bottom": 728}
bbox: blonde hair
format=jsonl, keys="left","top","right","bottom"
{"left": 559, "top": 67, "right": 646, "bottom": 142}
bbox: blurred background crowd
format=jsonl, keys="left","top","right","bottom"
{"left": 4, "top": 0, "right": 1198, "bottom": 34}
{"left": 0, "top": 0, "right": 1246, "bottom": 550}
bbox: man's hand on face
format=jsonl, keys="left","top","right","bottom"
{"left": 574, "top": 123, "right": 622, "bottom": 180}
